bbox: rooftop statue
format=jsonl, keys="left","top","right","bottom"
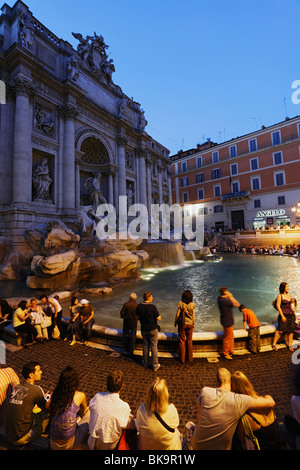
{"left": 72, "top": 31, "right": 115, "bottom": 82}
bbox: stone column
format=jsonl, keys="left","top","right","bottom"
{"left": 75, "top": 156, "right": 80, "bottom": 209}
{"left": 146, "top": 155, "right": 152, "bottom": 211}
{"left": 107, "top": 166, "right": 116, "bottom": 205}
{"left": 137, "top": 148, "right": 147, "bottom": 206}
{"left": 60, "top": 104, "right": 78, "bottom": 210}
{"left": 12, "top": 76, "right": 33, "bottom": 205}
{"left": 167, "top": 169, "right": 173, "bottom": 205}
{"left": 157, "top": 162, "right": 163, "bottom": 205}
{"left": 117, "top": 134, "right": 127, "bottom": 203}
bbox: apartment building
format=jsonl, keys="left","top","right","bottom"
{"left": 170, "top": 116, "right": 300, "bottom": 231}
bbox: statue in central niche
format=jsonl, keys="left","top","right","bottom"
{"left": 84, "top": 172, "right": 107, "bottom": 213}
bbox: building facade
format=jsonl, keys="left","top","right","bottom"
{"left": 0, "top": 1, "right": 171, "bottom": 251}
{"left": 171, "top": 116, "right": 300, "bottom": 232}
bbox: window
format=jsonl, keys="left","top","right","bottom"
{"left": 198, "top": 188, "right": 204, "bottom": 200}
{"left": 183, "top": 192, "right": 189, "bottom": 203}
{"left": 250, "top": 158, "right": 259, "bottom": 171}
{"left": 254, "top": 199, "right": 261, "bottom": 208}
{"left": 212, "top": 151, "right": 219, "bottom": 163}
{"left": 272, "top": 130, "right": 281, "bottom": 146}
{"left": 214, "top": 185, "right": 221, "bottom": 197}
{"left": 181, "top": 177, "right": 189, "bottom": 187}
{"left": 274, "top": 171, "right": 285, "bottom": 186}
{"left": 249, "top": 139, "right": 257, "bottom": 152}
{"left": 232, "top": 181, "right": 239, "bottom": 193}
{"left": 196, "top": 173, "right": 204, "bottom": 183}
{"left": 273, "top": 151, "right": 283, "bottom": 165}
{"left": 298, "top": 123, "right": 300, "bottom": 138}
{"left": 182, "top": 161, "right": 187, "bottom": 172}
{"left": 278, "top": 196, "right": 285, "bottom": 205}
{"left": 230, "top": 163, "right": 238, "bottom": 176}
{"left": 198, "top": 206, "right": 208, "bottom": 215}
{"left": 174, "top": 163, "right": 178, "bottom": 174}
{"left": 196, "top": 157, "right": 202, "bottom": 168}
{"left": 251, "top": 176, "right": 260, "bottom": 190}
{"left": 212, "top": 168, "right": 221, "bottom": 179}
{"left": 214, "top": 205, "right": 223, "bottom": 213}
{"left": 229, "top": 145, "right": 237, "bottom": 158}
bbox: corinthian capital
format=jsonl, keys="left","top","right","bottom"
{"left": 136, "top": 147, "right": 147, "bottom": 159}
{"left": 11, "top": 75, "right": 34, "bottom": 97}
{"left": 116, "top": 134, "right": 127, "bottom": 146}
{"left": 58, "top": 103, "right": 78, "bottom": 119}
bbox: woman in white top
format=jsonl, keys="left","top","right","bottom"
{"left": 135, "top": 378, "right": 182, "bottom": 450}
{"left": 28, "top": 298, "right": 49, "bottom": 339}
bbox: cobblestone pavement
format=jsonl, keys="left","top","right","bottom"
{"left": 1, "top": 338, "right": 299, "bottom": 450}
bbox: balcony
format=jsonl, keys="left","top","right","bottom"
{"left": 221, "top": 190, "right": 251, "bottom": 201}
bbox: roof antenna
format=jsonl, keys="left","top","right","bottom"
{"left": 284, "top": 97, "right": 288, "bottom": 118}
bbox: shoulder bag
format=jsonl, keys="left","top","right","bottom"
{"left": 154, "top": 411, "right": 175, "bottom": 433}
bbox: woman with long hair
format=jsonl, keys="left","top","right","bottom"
{"left": 135, "top": 377, "right": 182, "bottom": 450}
{"left": 272, "top": 282, "right": 296, "bottom": 352}
{"left": 174, "top": 290, "right": 195, "bottom": 363}
{"left": 231, "top": 371, "right": 284, "bottom": 450}
{"left": 49, "top": 366, "right": 90, "bottom": 450}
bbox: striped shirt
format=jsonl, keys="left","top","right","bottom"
{"left": 0, "top": 367, "right": 20, "bottom": 424}
{"left": 88, "top": 392, "right": 132, "bottom": 446}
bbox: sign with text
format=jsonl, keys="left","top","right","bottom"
{"left": 256, "top": 209, "right": 285, "bottom": 218}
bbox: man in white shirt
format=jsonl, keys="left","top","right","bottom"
{"left": 190, "top": 368, "right": 275, "bottom": 450}
{"left": 88, "top": 370, "right": 134, "bottom": 450}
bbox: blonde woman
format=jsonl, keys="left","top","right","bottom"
{"left": 231, "top": 371, "right": 284, "bottom": 450}
{"left": 135, "top": 378, "right": 182, "bottom": 450}
{"left": 28, "top": 298, "right": 49, "bottom": 340}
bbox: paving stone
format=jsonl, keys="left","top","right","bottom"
{"left": 1, "top": 339, "right": 299, "bottom": 449}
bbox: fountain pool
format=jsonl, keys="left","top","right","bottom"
{"left": 71, "top": 253, "right": 300, "bottom": 333}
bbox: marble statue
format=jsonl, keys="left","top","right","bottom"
{"left": 32, "top": 158, "right": 53, "bottom": 202}
{"left": 72, "top": 31, "right": 115, "bottom": 82}
{"left": 18, "top": 10, "right": 34, "bottom": 48}
{"left": 126, "top": 182, "right": 135, "bottom": 209}
{"left": 139, "top": 109, "right": 148, "bottom": 131}
{"left": 34, "top": 105, "right": 55, "bottom": 135}
{"left": 66, "top": 55, "right": 79, "bottom": 81}
{"left": 84, "top": 173, "right": 107, "bottom": 212}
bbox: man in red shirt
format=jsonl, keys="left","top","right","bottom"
{"left": 239, "top": 304, "right": 261, "bottom": 354}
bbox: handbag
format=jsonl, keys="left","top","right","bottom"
{"left": 246, "top": 411, "right": 284, "bottom": 450}
{"left": 52, "top": 325, "right": 60, "bottom": 339}
{"left": 41, "top": 315, "right": 52, "bottom": 328}
{"left": 154, "top": 411, "right": 175, "bottom": 433}
{"left": 241, "top": 414, "right": 260, "bottom": 450}
{"left": 30, "top": 310, "right": 44, "bottom": 325}
{"left": 116, "top": 429, "right": 138, "bottom": 450}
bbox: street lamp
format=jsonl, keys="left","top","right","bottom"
{"left": 291, "top": 201, "right": 300, "bottom": 216}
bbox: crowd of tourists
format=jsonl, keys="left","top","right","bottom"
{"left": 0, "top": 240, "right": 300, "bottom": 451}
{"left": 0, "top": 295, "right": 95, "bottom": 350}
{"left": 0, "top": 360, "right": 299, "bottom": 451}
{"left": 0, "top": 277, "right": 300, "bottom": 450}
{"left": 222, "top": 243, "right": 300, "bottom": 256}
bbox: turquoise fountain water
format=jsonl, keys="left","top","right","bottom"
{"left": 78, "top": 254, "right": 300, "bottom": 333}
{"left": 2, "top": 254, "right": 299, "bottom": 333}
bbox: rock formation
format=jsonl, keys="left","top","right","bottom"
{"left": 23, "top": 221, "right": 150, "bottom": 290}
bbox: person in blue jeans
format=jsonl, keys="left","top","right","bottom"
{"left": 136, "top": 292, "right": 161, "bottom": 371}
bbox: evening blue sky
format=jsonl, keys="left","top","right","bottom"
{"left": 6, "top": 0, "right": 300, "bottom": 154}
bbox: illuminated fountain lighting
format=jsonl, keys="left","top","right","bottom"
{"left": 291, "top": 201, "right": 300, "bottom": 216}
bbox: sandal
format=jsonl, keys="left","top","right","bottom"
{"left": 272, "top": 345, "right": 278, "bottom": 351}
